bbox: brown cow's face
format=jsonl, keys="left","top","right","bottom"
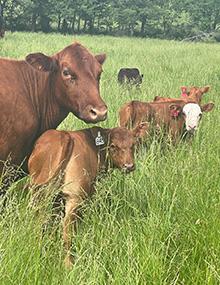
{"left": 25, "top": 42, "right": 107, "bottom": 124}
{"left": 187, "top": 86, "right": 210, "bottom": 103}
{"left": 109, "top": 123, "right": 148, "bottom": 173}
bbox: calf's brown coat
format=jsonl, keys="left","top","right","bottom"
{"left": 119, "top": 99, "right": 213, "bottom": 140}
{"left": 154, "top": 86, "right": 210, "bottom": 104}
{"left": 28, "top": 124, "right": 147, "bottom": 267}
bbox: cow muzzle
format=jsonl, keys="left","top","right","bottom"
{"left": 82, "top": 104, "right": 108, "bottom": 123}
{"left": 186, "top": 125, "right": 197, "bottom": 134}
{"left": 122, "top": 163, "right": 136, "bottom": 173}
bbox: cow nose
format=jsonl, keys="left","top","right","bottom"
{"left": 188, "top": 126, "right": 196, "bottom": 134}
{"left": 123, "top": 163, "right": 135, "bottom": 173}
{"left": 89, "top": 105, "right": 107, "bottom": 121}
{"left": 189, "top": 125, "right": 196, "bottom": 130}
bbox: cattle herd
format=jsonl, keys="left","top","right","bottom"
{"left": 0, "top": 41, "right": 215, "bottom": 268}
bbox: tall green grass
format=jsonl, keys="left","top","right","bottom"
{"left": 0, "top": 32, "right": 220, "bottom": 284}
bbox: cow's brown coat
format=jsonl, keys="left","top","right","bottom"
{"left": 0, "top": 42, "right": 107, "bottom": 174}
{"left": 119, "top": 99, "right": 214, "bottom": 140}
{"left": 154, "top": 86, "right": 210, "bottom": 104}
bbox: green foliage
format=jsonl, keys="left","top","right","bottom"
{"left": 0, "top": 32, "right": 220, "bottom": 284}
{"left": 0, "top": 0, "right": 220, "bottom": 39}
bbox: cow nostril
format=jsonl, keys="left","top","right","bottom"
{"left": 90, "top": 108, "right": 98, "bottom": 118}
{"left": 123, "top": 163, "right": 135, "bottom": 172}
{"left": 89, "top": 107, "right": 107, "bottom": 120}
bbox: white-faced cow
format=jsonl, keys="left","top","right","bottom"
{"left": 119, "top": 100, "right": 214, "bottom": 141}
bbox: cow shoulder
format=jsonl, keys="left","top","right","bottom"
{"left": 28, "top": 130, "right": 74, "bottom": 185}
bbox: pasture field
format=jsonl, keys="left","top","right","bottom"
{"left": 0, "top": 32, "right": 220, "bottom": 285}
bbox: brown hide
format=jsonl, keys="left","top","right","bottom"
{"left": 119, "top": 100, "right": 187, "bottom": 140}
{"left": 153, "top": 86, "right": 210, "bottom": 104}
{"left": 28, "top": 130, "right": 74, "bottom": 185}
{"left": 28, "top": 124, "right": 147, "bottom": 268}
{"left": 0, "top": 42, "right": 107, "bottom": 174}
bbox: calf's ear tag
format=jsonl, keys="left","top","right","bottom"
{"left": 95, "top": 131, "right": 105, "bottom": 146}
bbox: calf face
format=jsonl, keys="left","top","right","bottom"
{"left": 187, "top": 86, "right": 210, "bottom": 103}
{"left": 170, "top": 102, "right": 214, "bottom": 134}
{"left": 109, "top": 124, "right": 148, "bottom": 172}
{"left": 154, "top": 86, "right": 210, "bottom": 104}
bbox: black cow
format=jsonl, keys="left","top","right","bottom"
{"left": 118, "top": 68, "right": 143, "bottom": 87}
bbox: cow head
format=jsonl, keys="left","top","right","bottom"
{"left": 187, "top": 86, "right": 210, "bottom": 103}
{"left": 108, "top": 123, "right": 148, "bottom": 172}
{"left": 169, "top": 102, "right": 214, "bottom": 134}
{"left": 25, "top": 42, "right": 107, "bottom": 123}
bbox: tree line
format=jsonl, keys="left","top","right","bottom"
{"left": 0, "top": 0, "right": 220, "bottom": 40}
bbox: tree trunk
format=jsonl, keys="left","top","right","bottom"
{"left": 71, "top": 11, "right": 76, "bottom": 33}
{"left": 141, "top": 17, "right": 146, "bottom": 36}
{"left": 31, "top": 11, "right": 38, "bottom": 32}
{"left": 77, "top": 16, "right": 80, "bottom": 32}
{"left": 83, "top": 19, "right": 87, "bottom": 31}
{"left": 213, "top": 10, "right": 220, "bottom": 30}
{"left": 40, "top": 15, "right": 50, "bottom": 33}
{"left": 88, "top": 18, "right": 94, "bottom": 33}
{"left": 97, "top": 16, "right": 100, "bottom": 31}
{"left": 57, "top": 13, "right": 61, "bottom": 31}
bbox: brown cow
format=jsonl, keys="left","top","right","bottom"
{"left": 119, "top": 100, "right": 214, "bottom": 141}
{"left": 154, "top": 86, "right": 210, "bottom": 104}
{"left": 0, "top": 42, "right": 107, "bottom": 177}
{"left": 28, "top": 123, "right": 148, "bottom": 267}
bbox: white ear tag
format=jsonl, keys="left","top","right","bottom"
{"left": 95, "top": 131, "right": 105, "bottom": 146}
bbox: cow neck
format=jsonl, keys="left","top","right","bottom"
{"left": 37, "top": 72, "right": 68, "bottom": 133}
{"left": 89, "top": 127, "right": 111, "bottom": 172}
{"left": 41, "top": 73, "right": 69, "bottom": 131}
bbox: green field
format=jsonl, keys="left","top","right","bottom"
{"left": 0, "top": 32, "right": 220, "bottom": 285}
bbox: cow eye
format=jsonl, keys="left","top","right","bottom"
{"left": 199, "top": 113, "right": 202, "bottom": 119}
{"left": 63, "top": 68, "right": 70, "bottom": 77}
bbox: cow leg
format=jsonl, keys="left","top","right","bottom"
{"left": 63, "top": 196, "right": 82, "bottom": 268}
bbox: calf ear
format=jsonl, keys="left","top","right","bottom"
{"left": 201, "top": 102, "right": 214, "bottom": 112}
{"left": 154, "top": 96, "right": 162, "bottom": 101}
{"left": 25, "top": 53, "right": 58, "bottom": 72}
{"left": 181, "top": 86, "right": 188, "bottom": 92}
{"left": 95, "top": 53, "right": 106, "bottom": 65}
{"left": 169, "top": 104, "right": 182, "bottom": 118}
{"left": 201, "top": 86, "right": 210, "bottom": 94}
{"left": 181, "top": 86, "right": 189, "bottom": 95}
{"left": 133, "top": 122, "right": 149, "bottom": 138}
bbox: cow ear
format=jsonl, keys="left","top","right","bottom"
{"left": 95, "top": 53, "right": 106, "bottom": 65}
{"left": 133, "top": 122, "right": 149, "bottom": 138}
{"left": 201, "top": 86, "right": 210, "bottom": 94}
{"left": 201, "top": 102, "right": 214, "bottom": 112}
{"left": 25, "top": 53, "right": 58, "bottom": 72}
{"left": 169, "top": 104, "right": 182, "bottom": 118}
{"left": 154, "top": 96, "right": 162, "bottom": 101}
{"left": 181, "top": 86, "right": 188, "bottom": 94}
